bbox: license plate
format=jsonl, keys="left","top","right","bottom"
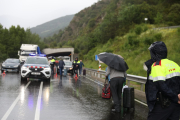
{"left": 7, "top": 69, "right": 12, "bottom": 71}
{"left": 31, "top": 72, "right": 41, "bottom": 75}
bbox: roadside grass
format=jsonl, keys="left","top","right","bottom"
{"left": 84, "top": 24, "right": 180, "bottom": 90}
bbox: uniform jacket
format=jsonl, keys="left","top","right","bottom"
{"left": 145, "top": 59, "right": 180, "bottom": 112}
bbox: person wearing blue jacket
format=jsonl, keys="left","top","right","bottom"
{"left": 79, "top": 60, "right": 84, "bottom": 76}
{"left": 59, "top": 58, "right": 65, "bottom": 76}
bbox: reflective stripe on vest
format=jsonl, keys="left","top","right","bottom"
{"left": 74, "top": 61, "right": 80, "bottom": 63}
{"left": 149, "top": 59, "right": 180, "bottom": 82}
{"left": 51, "top": 59, "right": 55, "bottom": 62}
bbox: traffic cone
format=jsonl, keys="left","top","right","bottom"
{"left": 74, "top": 74, "right": 78, "bottom": 79}
{"left": 2, "top": 70, "right": 6, "bottom": 75}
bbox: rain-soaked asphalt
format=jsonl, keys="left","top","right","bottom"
{"left": 0, "top": 71, "right": 148, "bottom": 120}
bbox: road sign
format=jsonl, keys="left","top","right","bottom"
{"left": 95, "top": 55, "right": 99, "bottom": 61}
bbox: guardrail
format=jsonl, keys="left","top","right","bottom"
{"left": 153, "top": 25, "right": 180, "bottom": 30}
{"left": 86, "top": 68, "right": 147, "bottom": 91}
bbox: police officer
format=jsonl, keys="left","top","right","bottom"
{"left": 73, "top": 57, "right": 80, "bottom": 76}
{"left": 50, "top": 57, "right": 55, "bottom": 74}
{"left": 144, "top": 41, "right": 180, "bottom": 120}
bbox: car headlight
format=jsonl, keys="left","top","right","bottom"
{"left": 44, "top": 68, "right": 50, "bottom": 70}
{"left": 2, "top": 64, "right": 5, "bottom": 67}
{"left": 69, "top": 68, "right": 72, "bottom": 70}
{"left": 14, "top": 65, "right": 18, "bottom": 67}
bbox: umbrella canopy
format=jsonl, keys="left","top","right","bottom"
{"left": 98, "top": 53, "right": 129, "bottom": 71}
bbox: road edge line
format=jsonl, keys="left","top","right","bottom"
{"left": 1, "top": 81, "right": 31, "bottom": 120}
{"left": 34, "top": 82, "right": 43, "bottom": 120}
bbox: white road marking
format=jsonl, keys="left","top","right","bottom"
{"left": 1, "top": 81, "right": 31, "bottom": 120}
{"left": 84, "top": 76, "right": 148, "bottom": 107}
{"left": 85, "top": 76, "right": 104, "bottom": 86}
{"left": 34, "top": 82, "right": 43, "bottom": 120}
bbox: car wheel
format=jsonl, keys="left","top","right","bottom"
{"left": 46, "top": 78, "right": 50, "bottom": 82}
{"left": 17, "top": 70, "right": 19, "bottom": 73}
{"left": 1, "top": 70, "right": 3, "bottom": 73}
{"left": 21, "top": 76, "right": 27, "bottom": 81}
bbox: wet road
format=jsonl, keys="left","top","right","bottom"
{"left": 0, "top": 72, "right": 148, "bottom": 120}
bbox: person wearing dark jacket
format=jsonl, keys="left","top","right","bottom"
{"left": 73, "top": 57, "right": 80, "bottom": 76}
{"left": 79, "top": 60, "right": 84, "bottom": 76}
{"left": 59, "top": 58, "right": 65, "bottom": 76}
{"left": 144, "top": 41, "right": 180, "bottom": 120}
{"left": 50, "top": 57, "right": 55, "bottom": 74}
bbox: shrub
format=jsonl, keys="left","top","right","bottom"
{"left": 143, "top": 26, "right": 148, "bottom": 32}
{"left": 105, "top": 49, "right": 113, "bottom": 53}
{"left": 135, "top": 26, "right": 142, "bottom": 35}
{"left": 127, "top": 34, "right": 139, "bottom": 46}
{"left": 144, "top": 37, "right": 155, "bottom": 45}
{"left": 154, "top": 33, "right": 162, "bottom": 41}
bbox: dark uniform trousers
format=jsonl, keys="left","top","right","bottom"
{"left": 148, "top": 102, "right": 180, "bottom": 120}
{"left": 110, "top": 77, "right": 125, "bottom": 111}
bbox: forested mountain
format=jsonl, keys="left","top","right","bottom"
{"left": 0, "top": 24, "right": 46, "bottom": 61}
{"left": 44, "top": 0, "right": 180, "bottom": 52}
{"left": 30, "top": 15, "right": 74, "bottom": 38}
{"left": 30, "top": 0, "right": 180, "bottom": 76}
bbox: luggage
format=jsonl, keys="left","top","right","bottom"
{"left": 63, "top": 69, "right": 67, "bottom": 76}
{"left": 102, "top": 79, "right": 111, "bottom": 99}
{"left": 83, "top": 69, "right": 86, "bottom": 76}
{"left": 123, "top": 87, "right": 134, "bottom": 108}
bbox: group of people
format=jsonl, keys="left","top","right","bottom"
{"left": 106, "top": 41, "right": 180, "bottom": 120}
{"left": 49, "top": 57, "right": 84, "bottom": 76}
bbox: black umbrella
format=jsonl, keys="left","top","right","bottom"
{"left": 98, "top": 53, "right": 129, "bottom": 71}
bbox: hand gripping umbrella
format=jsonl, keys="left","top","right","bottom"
{"left": 98, "top": 53, "right": 129, "bottom": 71}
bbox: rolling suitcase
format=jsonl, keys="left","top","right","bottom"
{"left": 102, "top": 79, "right": 111, "bottom": 99}
{"left": 123, "top": 87, "right": 134, "bottom": 108}
{"left": 63, "top": 69, "right": 67, "bottom": 76}
{"left": 83, "top": 69, "right": 86, "bottom": 76}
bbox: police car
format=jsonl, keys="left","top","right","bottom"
{"left": 21, "top": 55, "right": 51, "bottom": 82}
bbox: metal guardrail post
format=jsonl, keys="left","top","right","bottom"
{"left": 141, "top": 84, "right": 144, "bottom": 91}
{"left": 127, "top": 80, "right": 130, "bottom": 86}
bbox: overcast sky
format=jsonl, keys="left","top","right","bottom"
{"left": 0, "top": 0, "right": 98, "bottom": 29}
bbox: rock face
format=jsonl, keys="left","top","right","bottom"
{"left": 58, "top": 0, "right": 111, "bottom": 42}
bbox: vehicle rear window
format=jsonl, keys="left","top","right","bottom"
{"left": 5, "top": 59, "right": 20, "bottom": 63}
{"left": 26, "top": 57, "right": 48, "bottom": 65}
{"left": 65, "top": 62, "right": 72, "bottom": 66}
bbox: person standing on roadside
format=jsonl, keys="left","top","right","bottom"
{"left": 58, "top": 58, "right": 65, "bottom": 76}
{"left": 144, "top": 41, "right": 180, "bottom": 120}
{"left": 50, "top": 57, "right": 55, "bottom": 74}
{"left": 73, "top": 57, "right": 80, "bottom": 77}
{"left": 79, "top": 60, "right": 84, "bottom": 76}
{"left": 105, "top": 55, "right": 127, "bottom": 113}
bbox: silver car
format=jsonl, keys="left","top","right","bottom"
{"left": 21, "top": 56, "right": 51, "bottom": 82}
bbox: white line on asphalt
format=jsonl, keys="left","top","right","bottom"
{"left": 34, "top": 82, "right": 43, "bottom": 120}
{"left": 135, "top": 99, "right": 148, "bottom": 106}
{"left": 1, "top": 81, "right": 31, "bottom": 120}
{"left": 85, "top": 76, "right": 104, "bottom": 86}
{"left": 84, "top": 76, "right": 148, "bottom": 107}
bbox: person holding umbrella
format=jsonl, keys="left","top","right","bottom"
{"left": 98, "top": 53, "right": 128, "bottom": 113}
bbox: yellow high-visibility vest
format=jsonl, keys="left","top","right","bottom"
{"left": 149, "top": 59, "right": 180, "bottom": 82}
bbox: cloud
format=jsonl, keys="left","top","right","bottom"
{"left": 0, "top": 0, "right": 98, "bottom": 29}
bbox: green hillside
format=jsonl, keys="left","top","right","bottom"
{"left": 30, "top": 15, "right": 74, "bottom": 38}
{"left": 43, "top": 0, "right": 180, "bottom": 77}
